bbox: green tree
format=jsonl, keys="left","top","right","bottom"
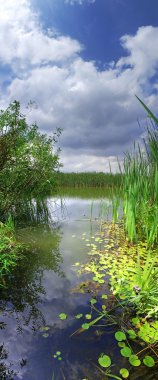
{"left": 0, "top": 100, "right": 62, "bottom": 220}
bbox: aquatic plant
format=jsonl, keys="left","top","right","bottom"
{"left": 119, "top": 97, "right": 158, "bottom": 246}
{"left": 0, "top": 216, "right": 24, "bottom": 286}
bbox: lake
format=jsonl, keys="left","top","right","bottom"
{"left": 0, "top": 190, "right": 157, "bottom": 380}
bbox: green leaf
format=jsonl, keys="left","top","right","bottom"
{"left": 129, "top": 355, "right": 141, "bottom": 367}
{"left": 56, "top": 351, "right": 61, "bottom": 356}
{"left": 127, "top": 330, "right": 137, "bottom": 339}
{"left": 98, "top": 354, "right": 111, "bottom": 368}
{"left": 85, "top": 314, "right": 91, "bottom": 320}
{"left": 59, "top": 313, "right": 67, "bottom": 320}
{"left": 42, "top": 333, "right": 49, "bottom": 338}
{"left": 90, "top": 298, "right": 97, "bottom": 305}
{"left": 39, "top": 326, "right": 50, "bottom": 332}
{"left": 101, "top": 294, "right": 108, "bottom": 299}
{"left": 75, "top": 313, "right": 83, "bottom": 319}
{"left": 82, "top": 323, "right": 89, "bottom": 330}
{"left": 115, "top": 331, "right": 126, "bottom": 342}
{"left": 131, "top": 317, "right": 140, "bottom": 326}
{"left": 118, "top": 342, "right": 126, "bottom": 348}
{"left": 119, "top": 368, "right": 129, "bottom": 378}
{"left": 143, "top": 355, "right": 155, "bottom": 367}
{"left": 120, "top": 347, "right": 132, "bottom": 358}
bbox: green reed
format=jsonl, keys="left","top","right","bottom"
{"left": 57, "top": 171, "right": 122, "bottom": 188}
{"left": 119, "top": 97, "right": 158, "bottom": 246}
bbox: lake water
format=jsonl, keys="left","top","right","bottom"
{"left": 0, "top": 190, "right": 157, "bottom": 379}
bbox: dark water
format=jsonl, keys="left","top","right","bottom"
{"left": 0, "top": 192, "right": 158, "bottom": 380}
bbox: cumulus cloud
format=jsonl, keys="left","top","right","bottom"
{"left": 0, "top": 0, "right": 158, "bottom": 172}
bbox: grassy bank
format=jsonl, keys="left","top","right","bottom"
{"left": 57, "top": 171, "right": 122, "bottom": 188}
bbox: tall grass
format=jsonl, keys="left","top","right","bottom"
{"left": 57, "top": 171, "right": 122, "bottom": 188}
{"left": 120, "top": 97, "right": 158, "bottom": 246}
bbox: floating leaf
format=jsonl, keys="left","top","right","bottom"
{"left": 75, "top": 313, "right": 83, "bottom": 319}
{"left": 131, "top": 317, "right": 140, "bottom": 326}
{"left": 143, "top": 355, "right": 155, "bottom": 367}
{"left": 59, "top": 313, "right": 67, "bottom": 320}
{"left": 101, "top": 294, "right": 108, "bottom": 299}
{"left": 118, "top": 342, "right": 126, "bottom": 348}
{"left": 120, "top": 347, "right": 132, "bottom": 358}
{"left": 82, "top": 323, "right": 89, "bottom": 330}
{"left": 85, "top": 314, "right": 91, "bottom": 320}
{"left": 42, "top": 333, "right": 49, "bottom": 338}
{"left": 127, "top": 330, "right": 137, "bottom": 339}
{"left": 39, "top": 326, "right": 50, "bottom": 332}
{"left": 129, "top": 355, "right": 141, "bottom": 367}
{"left": 119, "top": 368, "right": 129, "bottom": 378}
{"left": 98, "top": 354, "right": 111, "bottom": 368}
{"left": 90, "top": 298, "right": 97, "bottom": 305}
{"left": 115, "top": 331, "right": 126, "bottom": 342}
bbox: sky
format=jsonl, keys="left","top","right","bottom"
{"left": 0, "top": 0, "right": 158, "bottom": 172}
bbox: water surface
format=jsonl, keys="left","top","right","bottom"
{"left": 0, "top": 191, "right": 157, "bottom": 379}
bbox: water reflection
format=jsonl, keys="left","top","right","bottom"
{"left": 1, "top": 195, "right": 156, "bottom": 380}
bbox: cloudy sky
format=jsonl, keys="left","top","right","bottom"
{"left": 0, "top": 0, "right": 158, "bottom": 172}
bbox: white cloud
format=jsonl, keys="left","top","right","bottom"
{"left": 65, "top": 0, "right": 95, "bottom": 4}
{"left": 0, "top": 0, "right": 81, "bottom": 72}
{"left": 0, "top": 0, "right": 158, "bottom": 172}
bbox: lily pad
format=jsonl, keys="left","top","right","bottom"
{"left": 143, "top": 355, "right": 155, "bottom": 367}
{"left": 75, "top": 313, "right": 83, "bottom": 319}
{"left": 120, "top": 347, "right": 132, "bottom": 358}
{"left": 82, "top": 323, "right": 89, "bottom": 330}
{"left": 129, "top": 355, "right": 141, "bottom": 367}
{"left": 59, "top": 313, "right": 67, "bottom": 320}
{"left": 119, "top": 368, "right": 129, "bottom": 378}
{"left": 115, "top": 331, "right": 126, "bottom": 342}
{"left": 98, "top": 354, "right": 111, "bottom": 368}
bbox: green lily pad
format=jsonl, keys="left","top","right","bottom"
{"left": 75, "top": 313, "right": 83, "bottom": 319}
{"left": 120, "top": 347, "right": 132, "bottom": 358}
{"left": 90, "top": 298, "right": 97, "bottom": 305}
{"left": 143, "top": 355, "right": 155, "bottom": 367}
{"left": 59, "top": 313, "right": 67, "bottom": 320}
{"left": 101, "top": 294, "right": 108, "bottom": 299}
{"left": 127, "top": 330, "right": 137, "bottom": 339}
{"left": 98, "top": 354, "right": 111, "bottom": 368}
{"left": 85, "top": 314, "right": 91, "bottom": 320}
{"left": 42, "top": 333, "right": 49, "bottom": 338}
{"left": 119, "top": 368, "right": 129, "bottom": 378}
{"left": 82, "top": 323, "right": 89, "bottom": 330}
{"left": 115, "top": 331, "right": 126, "bottom": 342}
{"left": 129, "top": 355, "right": 141, "bottom": 367}
{"left": 118, "top": 342, "right": 126, "bottom": 348}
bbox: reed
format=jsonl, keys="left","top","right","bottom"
{"left": 120, "top": 97, "right": 158, "bottom": 246}
{"left": 57, "top": 171, "right": 122, "bottom": 188}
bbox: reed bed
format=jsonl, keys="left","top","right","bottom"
{"left": 57, "top": 171, "right": 122, "bottom": 188}
{"left": 120, "top": 97, "right": 158, "bottom": 247}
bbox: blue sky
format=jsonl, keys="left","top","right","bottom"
{"left": 0, "top": 0, "right": 158, "bottom": 171}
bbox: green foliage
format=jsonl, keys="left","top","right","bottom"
{"left": 98, "top": 354, "right": 111, "bottom": 368}
{"left": 0, "top": 217, "right": 24, "bottom": 285}
{"left": 58, "top": 313, "right": 67, "bottom": 320}
{"left": 0, "top": 100, "right": 62, "bottom": 221}
{"left": 143, "top": 355, "right": 155, "bottom": 367}
{"left": 115, "top": 331, "right": 126, "bottom": 342}
{"left": 57, "top": 171, "right": 122, "bottom": 188}
{"left": 119, "top": 368, "right": 129, "bottom": 378}
{"left": 119, "top": 98, "right": 158, "bottom": 246}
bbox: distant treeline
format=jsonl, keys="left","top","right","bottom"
{"left": 57, "top": 172, "right": 122, "bottom": 188}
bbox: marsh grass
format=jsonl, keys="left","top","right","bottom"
{"left": 0, "top": 216, "right": 24, "bottom": 285}
{"left": 117, "top": 97, "right": 158, "bottom": 247}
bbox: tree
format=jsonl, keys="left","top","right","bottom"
{"left": 0, "top": 101, "right": 62, "bottom": 221}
